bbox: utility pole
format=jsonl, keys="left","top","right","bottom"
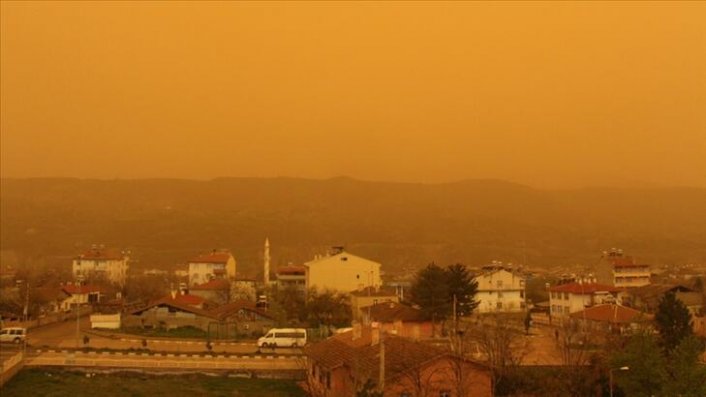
{"left": 379, "top": 332, "right": 385, "bottom": 391}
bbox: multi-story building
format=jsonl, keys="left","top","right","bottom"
{"left": 549, "top": 279, "right": 624, "bottom": 317}
{"left": 274, "top": 265, "right": 308, "bottom": 293}
{"left": 72, "top": 246, "right": 129, "bottom": 287}
{"left": 474, "top": 265, "right": 526, "bottom": 313}
{"left": 187, "top": 249, "right": 236, "bottom": 286}
{"left": 304, "top": 248, "right": 382, "bottom": 293}
{"left": 612, "top": 254, "right": 650, "bottom": 288}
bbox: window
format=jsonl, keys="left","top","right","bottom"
{"left": 520, "top": 291, "right": 525, "bottom": 298}
{"left": 496, "top": 280, "right": 503, "bottom": 288}
{"left": 326, "top": 372, "right": 331, "bottom": 389}
{"left": 496, "top": 302, "right": 503, "bottom": 309}
{"left": 440, "top": 391, "right": 451, "bottom": 397}
{"left": 564, "top": 292, "right": 569, "bottom": 300}
{"left": 400, "top": 393, "right": 411, "bottom": 397}
{"left": 497, "top": 292, "right": 503, "bottom": 298}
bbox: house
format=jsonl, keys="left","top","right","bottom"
{"left": 34, "top": 287, "right": 72, "bottom": 314}
{"left": 474, "top": 265, "right": 526, "bottom": 313}
{"left": 350, "top": 287, "right": 399, "bottom": 322}
{"left": 191, "top": 279, "right": 231, "bottom": 304}
{"left": 275, "top": 265, "right": 307, "bottom": 294}
{"left": 62, "top": 284, "right": 102, "bottom": 309}
{"left": 188, "top": 249, "right": 237, "bottom": 286}
{"left": 72, "top": 246, "right": 129, "bottom": 287}
{"left": 210, "top": 300, "right": 275, "bottom": 338}
{"left": 612, "top": 255, "right": 651, "bottom": 288}
{"left": 361, "top": 302, "right": 433, "bottom": 340}
{"left": 305, "top": 249, "right": 382, "bottom": 293}
{"left": 549, "top": 281, "right": 624, "bottom": 316}
{"left": 304, "top": 326, "right": 492, "bottom": 397}
{"left": 624, "top": 283, "right": 702, "bottom": 315}
{"left": 569, "top": 304, "right": 652, "bottom": 334}
{"left": 125, "top": 298, "right": 218, "bottom": 332}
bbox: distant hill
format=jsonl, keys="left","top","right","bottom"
{"left": 1, "top": 177, "right": 705, "bottom": 277}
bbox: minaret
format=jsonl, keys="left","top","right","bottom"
{"left": 264, "top": 238, "right": 270, "bottom": 285}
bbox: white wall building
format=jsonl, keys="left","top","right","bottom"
{"left": 188, "top": 249, "right": 237, "bottom": 286}
{"left": 549, "top": 281, "right": 624, "bottom": 317}
{"left": 72, "top": 247, "right": 129, "bottom": 287}
{"left": 474, "top": 266, "right": 526, "bottom": 313}
{"left": 304, "top": 249, "right": 382, "bottom": 293}
{"left": 613, "top": 260, "right": 651, "bottom": 288}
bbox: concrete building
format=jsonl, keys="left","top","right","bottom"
{"left": 72, "top": 246, "right": 129, "bottom": 287}
{"left": 274, "top": 265, "right": 308, "bottom": 293}
{"left": 549, "top": 280, "right": 624, "bottom": 317}
{"left": 187, "top": 249, "right": 236, "bottom": 286}
{"left": 350, "top": 287, "right": 399, "bottom": 322}
{"left": 305, "top": 249, "right": 382, "bottom": 293}
{"left": 62, "top": 284, "right": 102, "bottom": 309}
{"left": 611, "top": 255, "right": 651, "bottom": 288}
{"left": 474, "top": 265, "right": 526, "bottom": 313}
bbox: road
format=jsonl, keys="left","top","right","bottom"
{"left": 26, "top": 318, "right": 298, "bottom": 355}
{"left": 25, "top": 350, "right": 303, "bottom": 371}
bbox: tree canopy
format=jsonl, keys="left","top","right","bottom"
{"left": 410, "top": 262, "right": 479, "bottom": 321}
{"left": 655, "top": 292, "right": 693, "bottom": 353}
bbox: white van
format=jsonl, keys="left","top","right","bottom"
{"left": 257, "top": 328, "right": 307, "bottom": 348}
{"left": 0, "top": 327, "right": 27, "bottom": 344}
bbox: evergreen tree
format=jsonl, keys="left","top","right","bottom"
{"left": 410, "top": 263, "right": 450, "bottom": 320}
{"left": 655, "top": 292, "right": 693, "bottom": 353}
{"left": 663, "top": 335, "right": 706, "bottom": 397}
{"left": 611, "top": 332, "right": 666, "bottom": 397}
{"left": 445, "top": 263, "right": 479, "bottom": 316}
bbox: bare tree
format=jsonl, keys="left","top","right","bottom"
{"left": 465, "top": 313, "right": 530, "bottom": 394}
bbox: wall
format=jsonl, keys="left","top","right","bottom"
{"left": 307, "top": 253, "right": 382, "bottom": 293}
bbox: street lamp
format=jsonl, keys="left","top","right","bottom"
{"left": 609, "top": 366, "right": 629, "bottom": 397}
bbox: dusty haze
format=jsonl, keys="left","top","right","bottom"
{"left": 1, "top": 2, "right": 705, "bottom": 188}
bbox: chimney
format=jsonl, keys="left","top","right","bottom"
{"left": 352, "top": 321, "right": 362, "bottom": 340}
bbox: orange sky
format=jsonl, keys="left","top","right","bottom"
{"left": 1, "top": 1, "right": 705, "bottom": 188}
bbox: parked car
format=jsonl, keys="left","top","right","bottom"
{"left": 257, "top": 328, "right": 306, "bottom": 348}
{"left": 0, "top": 327, "right": 27, "bottom": 344}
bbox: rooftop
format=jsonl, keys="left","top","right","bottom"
{"left": 191, "top": 279, "right": 230, "bottom": 291}
{"left": 189, "top": 251, "right": 233, "bottom": 264}
{"left": 569, "top": 304, "right": 652, "bottom": 324}
{"left": 549, "top": 282, "right": 621, "bottom": 294}
{"left": 362, "top": 302, "right": 426, "bottom": 323}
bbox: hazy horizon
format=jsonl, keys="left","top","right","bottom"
{"left": 2, "top": 2, "right": 705, "bottom": 188}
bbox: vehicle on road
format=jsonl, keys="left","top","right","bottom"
{"left": 257, "top": 328, "right": 306, "bottom": 348}
{"left": 0, "top": 327, "right": 27, "bottom": 344}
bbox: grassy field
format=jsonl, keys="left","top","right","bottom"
{"left": 3, "top": 369, "right": 307, "bottom": 397}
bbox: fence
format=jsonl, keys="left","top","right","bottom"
{"left": 0, "top": 351, "right": 24, "bottom": 387}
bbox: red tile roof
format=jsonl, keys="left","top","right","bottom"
{"left": 275, "top": 265, "right": 307, "bottom": 275}
{"left": 210, "top": 300, "right": 274, "bottom": 320}
{"left": 189, "top": 251, "right": 232, "bottom": 264}
{"left": 549, "top": 282, "right": 621, "bottom": 294}
{"left": 63, "top": 284, "right": 102, "bottom": 295}
{"left": 569, "top": 304, "right": 652, "bottom": 324}
{"left": 130, "top": 297, "right": 217, "bottom": 319}
{"left": 191, "top": 279, "right": 230, "bottom": 291}
{"left": 363, "top": 302, "right": 427, "bottom": 323}
{"left": 305, "top": 330, "right": 488, "bottom": 384}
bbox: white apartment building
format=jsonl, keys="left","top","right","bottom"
{"left": 188, "top": 249, "right": 237, "bottom": 286}
{"left": 549, "top": 280, "right": 624, "bottom": 316}
{"left": 474, "top": 266, "right": 526, "bottom": 313}
{"left": 613, "top": 260, "right": 650, "bottom": 288}
{"left": 72, "top": 246, "right": 129, "bottom": 287}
